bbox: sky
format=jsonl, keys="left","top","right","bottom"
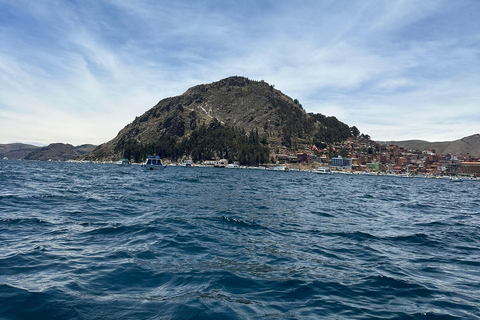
{"left": 1, "top": 0, "right": 479, "bottom": 146}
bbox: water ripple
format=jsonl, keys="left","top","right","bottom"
{"left": 1, "top": 161, "right": 479, "bottom": 319}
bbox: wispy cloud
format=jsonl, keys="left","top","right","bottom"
{"left": 0, "top": 0, "right": 478, "bottom": 145}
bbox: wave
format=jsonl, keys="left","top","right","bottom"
{"left": 2, "top": 163, "right": 480, "bottom": 319}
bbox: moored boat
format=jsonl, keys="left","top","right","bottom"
{"left": 116, "top": 158, "right": 131, "bottom": 165}
{"left": 314, "top": 167, "right": 332, "bottom": 174}
{"left": 142, "top": 156, "right": 166, "bottom": 170}
{"left": 181, "top": 160, "right": 193, "bottom": 167}
{"left": 269, "top": 166, "right": 289, "bottom": 171}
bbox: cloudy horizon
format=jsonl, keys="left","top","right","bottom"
{"left": 1, "top": 0, "right": 479, "bottom": 146}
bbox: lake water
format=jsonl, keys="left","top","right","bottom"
{"left": 1, "top": 160, "right": 479, "bottom": 319}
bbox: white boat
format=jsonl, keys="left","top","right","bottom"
{"left": 142, "top": 156, "right": 166, "bottom": 170}
{"left": 181, "top": 160, "right": 193, "bottom": 167}
{"left": 314, "top": 167, "right": 332, "bottom": 174}
{"left": 215, "top": 159, "right": 228, "bottom": 168}
{"left": 115, "top": 158, "right": 131, "bottom": 165}
{"left": 450, "top": 176, "right": 463, "bottom": 182}
{"left": 269, "top": 166, "right": 289, "bottom": 171}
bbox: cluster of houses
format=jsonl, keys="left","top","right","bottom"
{"left": 276, "top": 137, "right": 480, "bottom": 177}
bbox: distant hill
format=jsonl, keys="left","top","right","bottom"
{"left": 0, "top": 143, "right": 40, "bottom": 160}
{"left": 82, "top": 76, "right": 357, "bottom": 163}
{"left": 72, "top": 144, "right": 98, "bottom": 155}
{"left": 0, "top": 143, "right": 97, "bottom": 161}
{"left": 25, "top": 143, "right": 97, "bottom": 161}
{"left": 382, "top": 133, "right": 480, "bottom": 155}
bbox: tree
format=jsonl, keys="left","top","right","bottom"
{"left": 350, "top": 126, "right": 360, "bottom": 137}
{"left": 340, "top": 149, "right": 349, "bottom": 158}
{"left": 360, "top": 133, "right": 371, "bottom": 141}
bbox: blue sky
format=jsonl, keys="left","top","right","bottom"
{"left": 1, "top": 0, "right": 479, "bottom": 145}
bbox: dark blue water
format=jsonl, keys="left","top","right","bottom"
{"left": 1, "top": 160, "right": 479, "bottom": 319}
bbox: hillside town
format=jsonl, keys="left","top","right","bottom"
{"left": 278, "top": 136, "right": 480, "bottom": 178}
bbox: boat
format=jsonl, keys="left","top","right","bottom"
{"left": 450, "top": 176, "right": 463, "bottom": 182}
{"left": 115, "top": 158, "right": 131, "bottom": 165}
{"left": 215, "top": 159, "right": 228, "bottom": 168}
{"left": 269, "top": 166, "right": 289, "bottom": 171}
{"left": 314, "top": 167, "right": 332, "bottom": 174}
{"left": 142, "top": 156, "right": 166, "bottom": 170}
{"left": 181, "top": 160, "right": 193, "bottom": 167}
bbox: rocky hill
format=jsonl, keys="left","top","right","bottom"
{"left": 383, "top": 133, "right": 480, "bottom": 156}
{"left": 73, "top": 144, "right": 98, "bottom": 155}
{"left": 0, "top": 143, "right": 40, "bottom": 160}
{"left": 24, "top": 143, "right": 97, "bottom": 161}
{"left": 0, "top": 143, "right": 97, "bottom": 161}
{"left": 83, "top": 76, "right": 355, "bottom": 163}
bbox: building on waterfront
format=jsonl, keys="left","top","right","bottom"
{"left": 331, "top": 156, "right": 352, "bottom": 169}
{"left": 441, "top": 161, "right": 460, "bottom": 175}
{"left": 296, "top": 153, "right": 308, "bottom": 163}
{"left": 367, "top": 162, "right": 382, "bottom": 171}
{"left": 392, "top": 164, "right": 404, "bottom": 173}
{"left": 459, "top": 162, "right": 480, "bottom": 176}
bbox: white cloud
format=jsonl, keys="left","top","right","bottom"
{"left": 368, "top": 0, "right": 445, "bottom": 32}
{"left": 0, "top": 0, "right": 479, "bottom": 145}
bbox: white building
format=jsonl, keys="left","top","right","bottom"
{"left": 331, "top": 156, "right": 352, "bottom": 169}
